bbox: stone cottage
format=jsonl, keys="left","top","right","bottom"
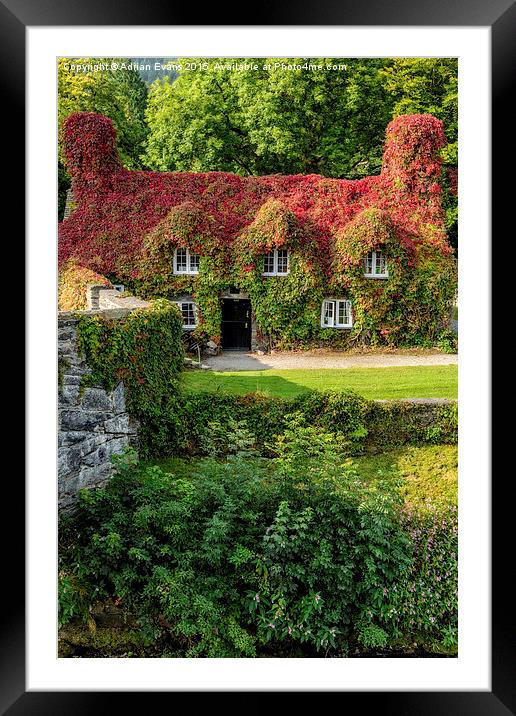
{"left": 59, "top": 111, "right": 457, "bottom": 351}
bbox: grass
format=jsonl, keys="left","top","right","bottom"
{"left": 147, "top": 444, "right": 458, "bottom": 507}
{"left": 353, "top": 444, "right": 458, "bottom": 506}
{"left": 182, "top": 365, "right": 458, "bottom": 400}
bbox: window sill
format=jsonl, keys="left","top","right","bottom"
{"left": 364, "top": 274, "right": 388, "bottom": 279}
{"left": 262, "top": 272, "right": 290, "bottom": 277}
{"left": 321, "top": 325, "right": 353, "bottom": 330}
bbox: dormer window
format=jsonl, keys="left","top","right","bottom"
{"left": 174, "top": 247, "right": 200, "bottom": 275}
{"left": 364, "top": 250, "right": 388, "bottom": 278}
{"left": 321, "top": 299, "right": 353, "bottom": 328}
{"left": 263, "top": 249, "right": 290, "bottom": 276}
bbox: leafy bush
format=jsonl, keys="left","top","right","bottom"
{"left": 174, "top": 389, "right": 457, "bottom": 458}
{"left": 380, "top": 501, "right": 458, "bottom": 651}
{"left": 59, "top": 419, "right": 458, "bottom": 657}
{"left": 437, "top": 328, "right": 458, "bottom": 354}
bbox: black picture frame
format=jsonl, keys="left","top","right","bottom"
{"left": 10, "top": 0, "right": 508, "bottom": 711}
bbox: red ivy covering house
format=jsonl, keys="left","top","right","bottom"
{"left": 59, "top": 111, "right": 457, "bottom": 351}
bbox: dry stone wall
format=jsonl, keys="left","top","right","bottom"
{"left": 58, "top": 311, "right": 139, "bottom": 510}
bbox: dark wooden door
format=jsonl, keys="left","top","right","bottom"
{"left": 221, "top": 299, "right": 251, "bottom": 350}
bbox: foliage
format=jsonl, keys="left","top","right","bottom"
{"left": 381, "top": 501, "right": 458, "bottom": 650}
{"left": 58, "top": 58, "right": 148, "bottom": 170}
{"left": 58, "top": 259, "right": 112, "bottom": 311}
{"left": 198, "top": 416, "right": 257, "bottom": 457}
{"left": 58, "top": 58, "right": 149, "bottom": 220}
{"left": 75, "top": 299, "right": 184, "bottom": 457}
{"left": 381, "top": 58, "right": 458, "bottom": 234}
{"left": 363, "top": 399, "right": 458, "bottom": 452}
{"left": 173, "top": 390, "right": 457, "bottom": 458}
{"left": 425, "top": 402, "right": 458, "bottom": 445}
{"left": 136, "top": 201, "right": 228, "bottom": 341}
{"left": 141, "top": 56, "right": 457, "bottom": 243}
{"left": 58, "top": 571, "right": 92, "bottom": 628}
{"left": 143, "top": 58, "right": 416, "bottom": 180}
{"left": 437, "top": 328, "right": 458, "bottom": 354}
{"left": 59, "top": 110, "right": 456, "bottom": 349}
{"left": 233, "top": 199, "right": 327, "bottom": 346}
{"left": 59, "top": 423, "right": 457, "bottom": 656}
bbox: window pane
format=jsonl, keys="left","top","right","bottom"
{"left": 175, "top": 247, "right": 187, "bottom": 272}
{"left": 189, "top": 252, "right": 200, "bottom": 272}
{"left": 277, "top": 250, "right": 289, "bottom": 273}
{"left": 365, "top": 252, "right": 373, "bottom": 274}
{"left": 337, "top": 300, "right": 351, "bottom": 326}
{"left": 322, "top": 300, "right": 334, "bottom": 326}
{"left": 181, "top": 302, "right": 196, "bottom": 326}
{"left": 263, "top": 253, "right": 275, "bottom": 273}
{"left": 375, "top": 251, "right": 386, "bottom": 275}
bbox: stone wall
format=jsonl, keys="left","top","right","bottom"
{"left": 86, "top": 284, "right": 151, "bottom": 311}
{"left": 58, "top": 310, "right": 139, "bottom": 510}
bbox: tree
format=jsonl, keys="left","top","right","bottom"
{"left": 144, "top": 58, "right": 395, "bottom": 179}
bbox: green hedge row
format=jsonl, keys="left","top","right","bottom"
{"left": 74, "top": 303, "right": 457, "bottom": 460}
{"left": 173, "top": 390, "right": 458, "bottom": 457}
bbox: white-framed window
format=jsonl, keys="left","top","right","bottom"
{"left": 262, "top": 249, "right": 290, "bottom": 276}
{"left": 175, "top": 301, "right": 197, "bottom": 330}
{"left": 321, "top": 299, "right": 353, "bottom": 328}
{"left": 174, "top": 247, "right": 200, "bottom": 275}
{"left": 364, "top": 250, "right": 388, "bottom": 278}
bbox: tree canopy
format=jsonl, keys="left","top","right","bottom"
{"left": 144, "top": 58, "right": 395, "bottom": 179}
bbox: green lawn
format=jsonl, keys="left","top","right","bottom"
{"left": 182, "top": 365, "right": 457, "bottom": 400}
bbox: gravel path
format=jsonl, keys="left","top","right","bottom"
{"left": 204, "top": 351, "right": 458, "bottom": 372}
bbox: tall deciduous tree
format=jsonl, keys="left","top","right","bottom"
{"left": 144, "top": 58, "right": 395, "bottom": 179}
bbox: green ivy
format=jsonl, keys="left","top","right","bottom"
{"left": 75, "top": 299, "right": 184, "bottom": 457}
{"left": 130, "top": 199, "right": 456, "bottom": 350}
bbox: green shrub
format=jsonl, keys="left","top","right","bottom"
{"left": 60, "top": 419, "right": 458, "bottom": 657}
{"left": 381, "top": 501, "right": 458, "bottom": 652}
{"left": 173, "top": 390, "right": 457, "bottom": 458}
{"left": 60, "top": 425, "right": 417, "bottom": 657}
{"left": 437, "top": 328, "right": 458, "bottom": 353}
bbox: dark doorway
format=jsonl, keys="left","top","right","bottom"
{"left": 221, "top": 299, "right": 251, "bottom": 350}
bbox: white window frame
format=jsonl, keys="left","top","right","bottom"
{"left": 175, "top": 301, "right": 198, "bottom": 330}
{"left": 364, "top": 250, "right": 388, "bottom": 278}
{"left": 173, "top": 247, "right": 200, "bottom": 275}
{"left": 262, "top": 249, "right": 290, "bottom": 276}
{"left": 320, "top": 298, "right": 353, "bottom": 329}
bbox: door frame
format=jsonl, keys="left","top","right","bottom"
{"left": 220, "top": 289, "right": 257, "bottom": 351}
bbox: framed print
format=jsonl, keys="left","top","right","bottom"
{"left": 6, "top": 0, "right": 509, "bottom": 710}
